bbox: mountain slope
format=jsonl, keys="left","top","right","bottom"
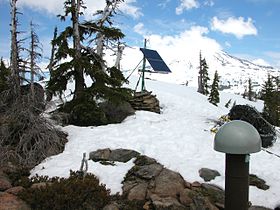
{"left": 120, "top": 48, "right": 280, "bottom": 95}
{"left": 32, "top": 76, "right": 280, "bottom": 209}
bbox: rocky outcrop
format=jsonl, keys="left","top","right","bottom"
{"left": 122, "top": 155, "right": 224, "bottom": 209}
{"left": 129, "top": 91, "right": 160, "bottom": 114}
{"left": 0, "top": 170, "right": 30, "bottom": 210}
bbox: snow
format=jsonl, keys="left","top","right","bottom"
{"left": 31, "top": 76, "right": 280, "bottom": 209}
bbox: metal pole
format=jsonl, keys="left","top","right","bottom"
{"left": 225, "top": 154, "right": 249, "bottom": 210}
{"left": 141, "top": 39, "right": 147, "bottom": 92}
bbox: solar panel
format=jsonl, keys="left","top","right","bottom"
{"left": 140, "top": 48, "right": 171, "bottom": 73}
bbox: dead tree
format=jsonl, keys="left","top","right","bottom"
{"left": 10, "top": 0, "right": 20, "bottom": 95}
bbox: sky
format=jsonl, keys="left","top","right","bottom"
{"left": 1, "top": 0, "right": 280, "bottom": 69}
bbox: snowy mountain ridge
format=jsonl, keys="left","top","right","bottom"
{"left": 122, "top": 48, "right": 280, "bottom": 95}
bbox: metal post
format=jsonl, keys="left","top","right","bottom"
{"left": 141, "top": 39, "right": 147, "bottom": 92}
{"left": 225, "top": 154, "right": 249, "bottom": 210}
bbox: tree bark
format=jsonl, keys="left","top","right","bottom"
{"left": 71, "top": 0, "right": 85, "bottom": 100}
{"left": 10, "top": 0, "right": 20, "bottom": 95}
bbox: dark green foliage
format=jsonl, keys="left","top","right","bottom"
{"left": 248, "top": 78, "right": 254, "bottom": 101}
{"left": 208, "top": 70, "right": 220, "bottom": 106}
{"left": 198, "top": 51, "right": 210, "bottom": 95}
{"left": 261, "top": 75, "right": 280, "bottom": 126}
{"left": 60, "top": 97, "right": 107, "bottom": 126}
{"left": 19, "top": 171, "right": 110, "bottom": 210}
{"left": 229, "top": 105, "right": 276, "bottom": 148}
{"left": 225, "top": 99, "right": 232, "bottom": 108}
{"left": 46, "top": 0, "right": 133, "bottom": 126}
{"left": 0, "top": 59, "right": 10, "bottom": 92}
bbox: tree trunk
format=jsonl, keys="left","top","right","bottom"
{"left": 114, "top": 43, "right": 124, "bottom": 69}
{"left": 10, "top": 0, "right": 20, "bottom": 95}
{"left": 71, "top": 0, "right": 85, "bottom": 100}
{"left": 30, "top": 21, "right": 35, "bottom": 100}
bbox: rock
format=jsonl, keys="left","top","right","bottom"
{"left": 0, "top": 171, "right": 12, "bottom": 191}
{"left": 130, "top": 91, "right": 160, "bottom": 114}
{"left": 0, "top": 192, "right": 30, "bottom": 210}
{"left": 127, "top": 182, "right": 148, "bottom": 201}
{"left": 103, "top": 202, "right": 119, "bottom": 210}
{"left": 199, "top": 168, "right": 221, "bottom": 182}
{"left": 179, "top": 188, "right": 193, "bottom": 206}
{"left": 135, "top": 164, "right": 163, "bottom": 180}
{"left": 5, "top": 186, "right": 24, "bottom": 195}
{"left": 191, "top": 181, "right": 201, "bottom": 188}
{"left": 99, "top": 101, "right": 135, "bottom": 124}
{"left": 152, "top": 168, "right": 185, "bottom": 198}
{"left": 191, "top": 194, "right": 219, "bottom": 210}
{"left": 249, "top": 174, "right": 269, "bottom": 190}
{"left": 249, "top": 206, "right": 273, "bottom": 210}
{"left": 31, "top": 182, "right": 48, "bottom": 189}
{"left": 134, "top": 155, "right": 157, "bottom": 166}
{"left": 109, "top": 149, "right": 140, "bottom": 163}
{"left": 89, "top": 148, "right": 140, "bottom": 163}
{"left": 150, "top": 194, "right": 186, "bottom": 210}
{"left": 201, "top": 183, "right": 225, "bottom": 205}
{"left": 89, "top": 148, "right": 111, "bottom": 162}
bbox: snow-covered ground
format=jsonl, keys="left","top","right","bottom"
{"left": 32, "top": 76, "right": 280, "bottom": 209}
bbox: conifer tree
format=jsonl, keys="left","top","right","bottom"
{"left": 197, "top": 51, "right": 210, "bottom": 95}
{"left": 208, "top": 70, "right": 219, "bottom": 106}
{"left": 248, "top": 78, "right": 254, "bottom": 101}
{"left": 0, "top": 59, "right": 10, "bottom": 93}
{"left": 47, "top": 0, "right": 131, "bottom": 126}
{"left": 261, "top": 74, "right": 280, "bottom": 125}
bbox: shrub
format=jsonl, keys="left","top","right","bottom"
{"left": 19, "top": 171, "right": 110, "bottom": 210}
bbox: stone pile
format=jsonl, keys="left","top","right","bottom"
{"left": 130, "top": 91, "right": 160, "bottom": 114}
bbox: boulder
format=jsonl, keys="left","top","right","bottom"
{"left": 0, "top": 171, "right": 12, "bottom": 191}
{"left": 5, "top": 186, "right": 24, "bottom": 195}
{"left": 103, "top": 202, "right": 119, "bottom": 210}
{"left": 0, "top": 192, "right": 30, "bottom": 210}
{"left": 152, "top": 168, "right": 185, "bottom": 198}
{"left": 89, "top": 148, "right": 140, "bottom": 163}
{"left": 199, "top": 168, "right": 221, "bottom": 182}
{"left": 249, "top": 174, "right": 269, "bottom": 190}
{"left": 99, "top": 101, "right": 135, "bottom": 124}
{"left": 150, "top": 194, "right": 186, "bottom": 210}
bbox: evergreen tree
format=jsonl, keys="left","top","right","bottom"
{"left": 201, "top": 58, "right": 210, "bottom": 95}
{"left": 225, "top": 99, "right": 232, "bottom": 108}
{"left": 0, "top": 59, "right": 10, "bottom": 92}
{"left": 197, "top": 51, "right": 210, "bottom": 95}
{"left": 261, "top": 74, "right": 280, "bottom": 126}
{"left": 248, "top": 78, "right": 254, "bottom": 101}
{"left": 208, "top": 70, "right": 220, "bottom": 106}
{"left": 47, "top": 0, "right": 131, "bottom": 126}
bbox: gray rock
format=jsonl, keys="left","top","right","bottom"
{"left": 249, "top": 206, "right": 273, "bottom": 210}
{"left": 109, "top": 149, "right": 140, "bottom": 163}
{"left": 135, "top": 163, "right": 163, "bottom": 180}
{"left": 199, "top": 168, "right": 221, "bottom": 182}
{"left": 99, "top": 101, "right": 135, "bottom": 124}
{"left": 249, "top": 174, "right": 269, "bottom": 190}
{"left": 0, "top": 171, "right": 12, "bottom": 191}
{"left": 152, "top": 168, "right": 185, "bottom": 198}
{"left": 134, "top": 155, "right": 157, "bottom": 166}
{"left": 150, "top": 194, "right": 186, "bottom": 210}
{"left": 89, "top": 148, "right": 111, "bottom": 162}
{"left": 89, "top": 148, "right": 139, "bottom": 163}
{"left": 103, "top": 202, "right": 119, "bottom": 210}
